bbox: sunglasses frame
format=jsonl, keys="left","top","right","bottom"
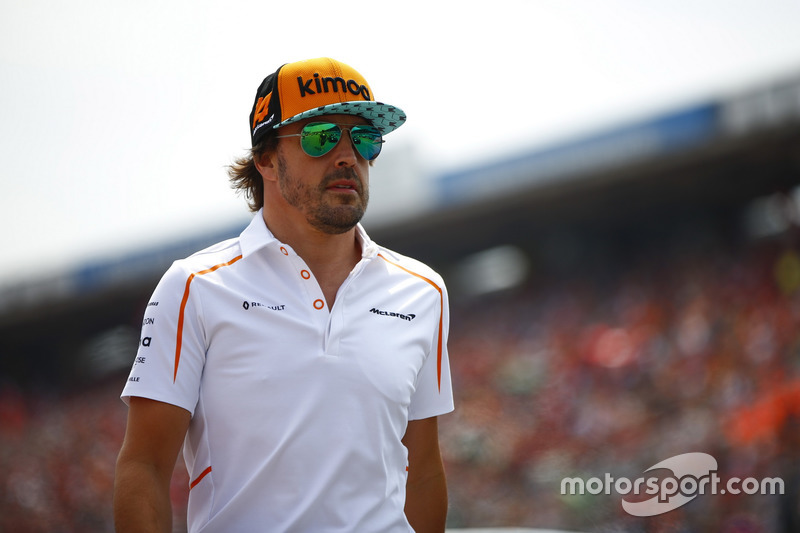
{"left": 275, "top": 122, "right": 384, "bottom": 161}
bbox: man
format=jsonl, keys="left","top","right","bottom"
{"left": 113, "top": 57, "right": 454, "bottom": 533}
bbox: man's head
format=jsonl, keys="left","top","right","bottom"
{"left": 260, "top": 114, "right": 372, "bottom": 235}
{"left": 229, "top": 58, "right": 405, "bottom": 214}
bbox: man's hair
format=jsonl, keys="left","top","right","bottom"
{"left": 227, "top": 136, "right": 278, "bottom": 212}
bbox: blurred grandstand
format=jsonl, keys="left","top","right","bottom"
{"left": 2, "top": 69, "right": 800, "bottom": 532}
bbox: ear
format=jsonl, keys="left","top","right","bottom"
{"left": 254, "top": 149, "right": 279, "bottom": 183}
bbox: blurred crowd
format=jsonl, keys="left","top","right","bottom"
{"left": 2, "top": 234, "right": 800, "bottom": 532}
{"left": 442, "top": 236, "right": 800, "bottom": 532}
{"left": 1, "top": 379, "right": 128, "bottom": 531}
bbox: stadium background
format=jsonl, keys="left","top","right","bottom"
{"left": 2, "top": 66, "right": 800, "bottom": 531}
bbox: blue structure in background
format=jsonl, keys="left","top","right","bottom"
{"left": 434, "top": 103, "right": 720, "bottom": 207}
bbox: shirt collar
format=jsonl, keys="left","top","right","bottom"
{"left": 238, "top": 209, "right": 277, "bottom": 258}
{"left": 356, "top": 223, "right": 379, "bottom": 259}
{"left": 240, "top": 209, "right": 379, "bottom": 259}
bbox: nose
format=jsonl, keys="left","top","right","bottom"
{"left": 332, "top": 130, "right": 358, "bottom": 167}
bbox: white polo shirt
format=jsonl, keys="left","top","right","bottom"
{"left": 121, "top": 211, "right": 454, "bottom": 533}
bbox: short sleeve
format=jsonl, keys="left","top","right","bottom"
{"left": 407, "top": 277, "right": 454, "bottom": 421}
{"left": 121, "top": 261, "right": 206, "bottom": 416}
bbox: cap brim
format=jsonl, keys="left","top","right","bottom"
{"left": 276, "top": 101, "right": 406, "bottom": 135}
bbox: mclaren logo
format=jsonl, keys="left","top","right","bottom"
{"left": 370, "top": 307, "right": 416, "bottom": 322}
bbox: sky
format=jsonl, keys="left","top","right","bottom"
{"left": 2, "top": 0, "right": 800, "bottom": 287}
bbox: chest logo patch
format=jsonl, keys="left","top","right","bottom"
{"left": 370, "top": 307, "right": 416, "bottom": 322}
{"left": 243, "top": 300, "right": 285, "bottom": 311}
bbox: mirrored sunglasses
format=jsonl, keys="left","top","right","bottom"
{"left": 276, "top": 122, "right": 384, "bottom": 161}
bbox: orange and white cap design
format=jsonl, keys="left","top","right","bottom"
{"left": 249, "top": 57, "right": 406, "bottom": 146}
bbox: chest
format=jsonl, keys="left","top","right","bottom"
{"left": 191, "top": 257, "right": 440, "bottom": 407}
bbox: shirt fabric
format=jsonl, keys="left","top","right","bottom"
{"left": 121, "top": 211, "right": 454, "bottom": 532}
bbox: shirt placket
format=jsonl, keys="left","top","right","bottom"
{"left": 275, "top": 242, "right": 375, "bottom": 356}
{"left": 276, "top": 244, "right": 338, "bottom": 356}
{"left": 326, "top": 258, "right": 373, "bottom": 356}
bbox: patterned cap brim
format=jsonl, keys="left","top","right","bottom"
{"left": 276, "top": 101, "right": 406, "bottom": 135}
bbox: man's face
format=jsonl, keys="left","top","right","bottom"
{"left": 273, "top": 115, "right": 372, "bottom": 235}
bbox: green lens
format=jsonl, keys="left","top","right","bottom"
{"left": 351, "top": 126, "right": 383, "bottom": 161}
{"left": 300, "top": 123, "right": 342, "bottom": 157}
{"left": 298, "top": 122, "right": 383, "bottom": 160}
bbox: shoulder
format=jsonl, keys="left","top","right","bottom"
{"left": 161, "top": 237, "right": 244, "bottom": 283}
{"left": 374, "top": 245, "right": 447, "bottom": 292}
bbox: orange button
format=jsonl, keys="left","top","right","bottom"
{"left": 313, "top": 299, "right": 325, "bottom": 310}
{"left": 301, "top": 270, "right": 311, "bottom": 279}
{"left": 280, "top": 247, "right": 288, "bottom": 256}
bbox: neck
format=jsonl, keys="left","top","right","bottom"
{"left": 261, "top": 210, "right": 362, "bottom": 305}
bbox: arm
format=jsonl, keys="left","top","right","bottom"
{"left": 114, "top": 397, "right": 192, "bottom": 533}
{"left": 402, "top": 416, "right": 448, "bottom": 533}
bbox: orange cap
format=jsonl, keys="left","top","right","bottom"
{"left": 249, "top": 57, "right": 406, "bottom": 146}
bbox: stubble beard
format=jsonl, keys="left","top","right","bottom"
{"left": 276, "top": 152, "right": 369, "bottom": 235}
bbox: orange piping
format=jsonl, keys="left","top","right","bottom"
{"left": 174, "top": 255, "right": 243, "bottom": 382}
{"left": 377, "top": 253, "right": 444, "bottom": 391}
{"left": 190, "top": 466, "right": 212, "bottom": 490}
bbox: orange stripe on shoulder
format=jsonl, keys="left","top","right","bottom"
{"left": 174, "top": 255, "right": 243, "bottom": 383}
{"left": 377, "top": 253, "right": 444, "bottom": 392}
